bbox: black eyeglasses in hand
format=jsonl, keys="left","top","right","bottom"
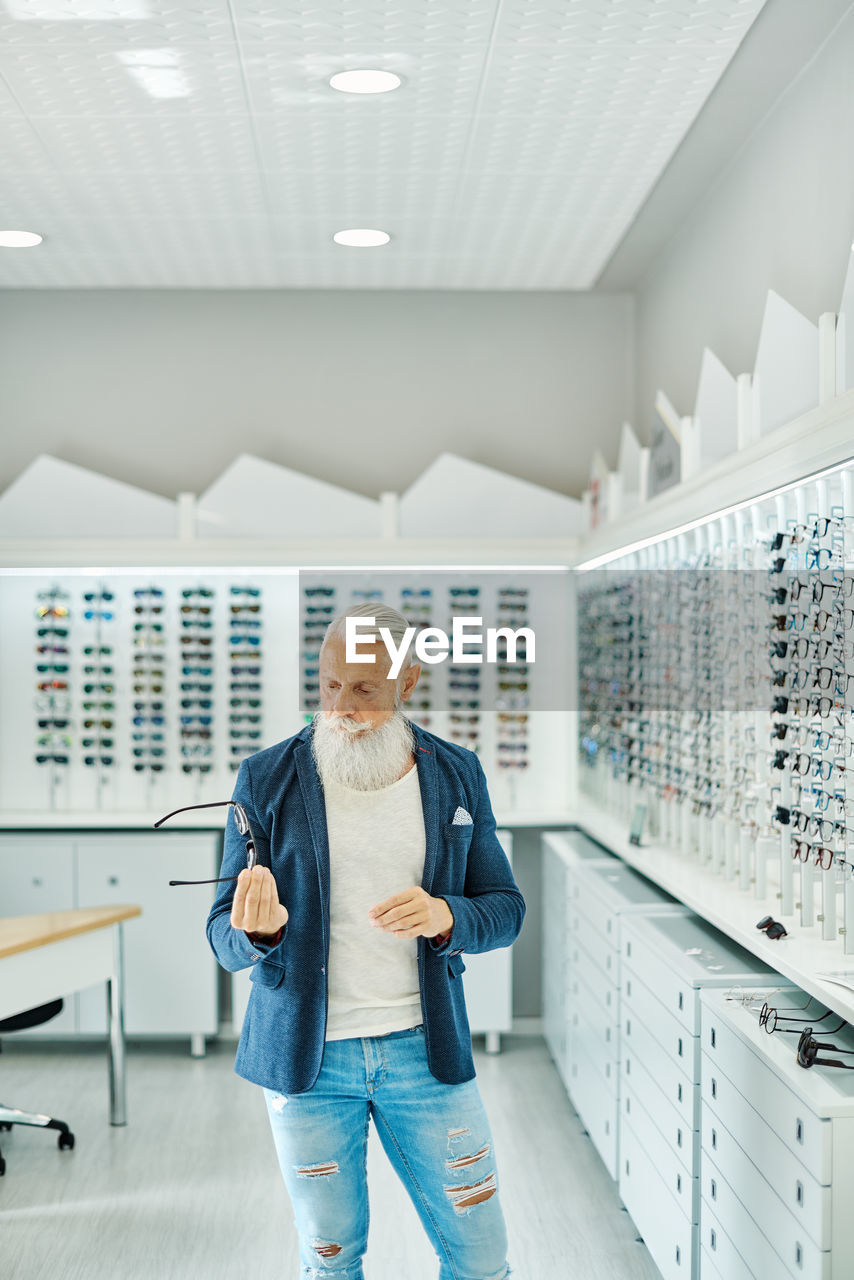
{"left": 154, "top": 800, "right": 258, "bottom": 886}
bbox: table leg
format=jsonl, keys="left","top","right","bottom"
{"left": 106, "top": 923, "right": 127, "bottom": 1126}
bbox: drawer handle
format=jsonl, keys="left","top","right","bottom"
{"left": 607, "top": 919, "right": 612, "bottom": 934}
{"left": 606, "top": 1028, "right": 611, "bottom": 1042}
{"left": 710, "top": 1027, "right": 717, "bottom": 1049}
{"left": 627, "top": 940, "right": 632, "bottom": 957}
{"left": 626, "top": 1018, "right": 631, "bottom": 1035}
{"left": 710, "top": 1229, "right": 716, "bottom": 1252}
{"left": 796, "top": 1243, "right": 803, "bottom": 1269}
{"left": 676, "top": 1173, "right": 682, "bottom": 1194}
{"left": 677, "top": 1082, "right": 683, "bottom": 1103}
{"left": 626, "top": 1097, "right": 631, "bottom": 1114}
{"left": 626, "top": 979, "right": 632, "bottom": 996}
{"left": 675, "top": 1245, "right": 681, "bottom": 1266}
{"left": 677, "top": 1128, "right": 682, "bottom": 1147}
{"left": 677, "top": 1037, "right": 683, "bottom": 1057}
{"left": 108, "top": 876, "right": 119, "bottom": 886}
{"left": 711, "top": 1128, "right": 717, "bottom": 1150}
{"left": 33, "top": 876, "right": 43, "bottom": 887}
{"left": 796, "top": 1181, "right": 803, "bottom": 1206}
{"left": 711, "top": 1078, "right": 717, "bottom": 1099}
{"left": 678, "top": 991, "right": 684, "bottom": 1011}
{"left": 796, "top": 1118, "right": 804, "bottom": 1145}
{"left": 605, "top": 1120, "right": 610, "bottom": 1135}
{"left": 625, "top": 1158, "right": 630, "bottom": 1177}
{"left": 626, "top": 1059, "right": 631, "bottom": 1075}
{"left": 710, "top": 1177, "right": 717, "bottom": 1200}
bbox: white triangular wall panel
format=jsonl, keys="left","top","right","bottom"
{"left": 693, "top": 348, "right": 739, "bottom": 466}
{"left": 755, "top": 290, "right": 819, "bottom": 435}
{"left": 0, "top": 455, "right": 178, "bottom": 537}
{"left": 399, "top": 453, "right": 583, "bottom": 538}
{"left": 838, "top": 244, "right": 854, "bottom": 392}
{"left": 196, "top": 454, "right": 381, "bottom": 538}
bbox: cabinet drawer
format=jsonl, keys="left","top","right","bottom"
{"left": 622, "top": 1081, "right": 695, "bottom": 1213}
{"left": 623, "top": 1052, "right": 695, "bottom": 1178}
{"left": 702, "top": 1013, "right": 829, "bottom": 1184}
{"left": 623, "top": 969, "right": 697, "bottom": 1086}
{"left": 702, "top": 1151, "right": 830, "bottom": 1280}
{"left": 620, "top": 1117, "right": 695, "bottom": 1280}
{"left": 623, "top": 922, "right": 697, "bottom": 1036}
{"left": 570, "top": 876, "right": 619, "bottom": 949}
{"left": 570, "top": 976, "right": 619, "bottom": 1065}
{"left": 568, "top": 1037, "right": 618, "bottom": 1179}
{"left": 623, "top": 1011, "right": 697, "bottom": 1131}
{"left": 568, "top": 933, "right": 618, "bottom": 1014}
{"left": 570, "top": 910, "right": 618, "bottom": 983}
{"left": 700, "top": 1205, "right": 758, "bottom": 1280}
{"left": 701, "top": 1051, "right": 829, "bottom": 1249}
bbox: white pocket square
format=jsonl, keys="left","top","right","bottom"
{"left": 451, "top": 806, "right": 473, "bottom": 825}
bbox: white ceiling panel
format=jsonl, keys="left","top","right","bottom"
{"left": 0, "top": 0, "right": 771, "bottom": 288}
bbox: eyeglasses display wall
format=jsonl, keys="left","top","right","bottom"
{"left": 577, "top": 463, "right": 854, "bottom": 956}
{"left": 1, "top": 569, "right": 298, "bottom": 815}
{"left": 298, "top": 570, "right": 568, "bottom": 811}
{"left": 2, "top": 565, "right": 570, "bottom": 817}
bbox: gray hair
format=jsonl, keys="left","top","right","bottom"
{"left": 320, "top": 602, "right": 419, "bottom": 678}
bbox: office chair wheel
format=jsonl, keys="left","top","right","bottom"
{"left": 0, "top": 1122, "right": 11, "bottom": 1131}
{"left": 58, "top": 1131, "right": 75, "bottom": 1151}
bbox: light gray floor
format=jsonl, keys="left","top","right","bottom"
{"left": 0, "top": 1032, "right": 661, "bottom": 1280}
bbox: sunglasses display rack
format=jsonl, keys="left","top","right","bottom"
{"left": 296, "top": 575, "right": 547, "bottom": 809}
{"left": 577, "top": 462, "right": 854, "bottom": 959}
{"left": 228, "top": 585, "right": 264, "bottom": 770}
{"left": 301, "top": 583, "right": 337, "bottom": 724}
{"left": 1, "top": 574, "right": 280, "bottom": 814}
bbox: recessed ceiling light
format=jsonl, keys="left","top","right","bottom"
{"left": 333, "top": 229, "right": 391, "bottom": 248}
{"left": 329, "top": 69, "right": 401, "bottom": 95}
{"left": 0, "top": 230, "right": 43, "bottom": 248}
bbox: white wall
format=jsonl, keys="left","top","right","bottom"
{"left": 0, "top": 289, "right": 633, "bottom": 503}
{"left": 633, "top": 4, "right": 854, "bottom": 434}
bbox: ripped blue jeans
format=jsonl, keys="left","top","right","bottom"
{"left": 263, "top": 1025, "right": 511, "bottom": 1280}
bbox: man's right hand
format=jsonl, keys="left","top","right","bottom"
{"left": 230, "top": 865, "right": 288, "bottom": 939}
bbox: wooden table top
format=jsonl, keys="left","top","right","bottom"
{"left": 0, "top": 905, "right": 142, "bottom": 960}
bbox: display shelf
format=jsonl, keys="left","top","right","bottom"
{"left": 0, "top": 536, "right": 577, "bottom": 571}
{"left": 571, "top": 798, "right": 854, "bottom": 1028}
{"left": 571, "top": 387, "right": 854, "bottom": 568}
{"left": 0, "top": 808, "right": 575, "bottom": 830}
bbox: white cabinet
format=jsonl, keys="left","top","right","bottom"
{"left": 548, "top": 836, "right": 680, "bottom": 1180}
{"left": 541, "top": 830, "right": 618, "bottom": 1089}
{"left": 0, "top": 830, "right": 220, "bottom": 1045}
{"left": 700, "top": 987, "right": 854, "bottom": 1280}
{"left": 618, "top": 911, "right": 781, "bottom": 1280}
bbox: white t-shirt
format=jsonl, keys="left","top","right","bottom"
{"left": 322, "top": 761, "right": 426, "bottom": 1041}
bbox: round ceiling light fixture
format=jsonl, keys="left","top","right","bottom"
{"left": 329, "top": 69, "right": 401, "bottom": 95}
{"left": 0, "top": 229, "right": 43, "bottom": 248}
{"left": 333, "top": 229, "right": 391, "bottom": 248}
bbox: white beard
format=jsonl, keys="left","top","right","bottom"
{"left": 310, "top": 703, "right": 416, "bottom": 792}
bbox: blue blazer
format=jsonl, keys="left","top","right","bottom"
{"left": 206, "top": 719, "right": 526, "bottom": 1094}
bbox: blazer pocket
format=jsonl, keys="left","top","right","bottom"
{"left": 249, "top": 961, "right": 286, "bottom": 989}
{"left": 448, "top": 952, "right": 467, "bottom": 978}
{"left": 445, "top": 822, "right": 474, "bottom": 840}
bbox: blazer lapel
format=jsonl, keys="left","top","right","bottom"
{"left": 413, "top": 724, "right": 439, "bottom": 893}
{"left": 294, "top": 732, "right": 330, "bottom": 936}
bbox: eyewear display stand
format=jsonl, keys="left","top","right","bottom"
{"left": 700, "top": 985, "right": 854, "bottom": 1280}
{"left": 617, "top": 910, "right": 784, "bottom": 1280}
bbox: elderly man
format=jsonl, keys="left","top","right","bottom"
{"left": 206, "top": 602, "right": 524, "bottom": 1280}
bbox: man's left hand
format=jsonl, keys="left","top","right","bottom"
{"left": 369, "top": 887, "right": 454, "bottom": 939}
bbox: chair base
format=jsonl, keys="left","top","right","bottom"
{"left": 0, "top": 1105, "right": 75, "bottom": 1175}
